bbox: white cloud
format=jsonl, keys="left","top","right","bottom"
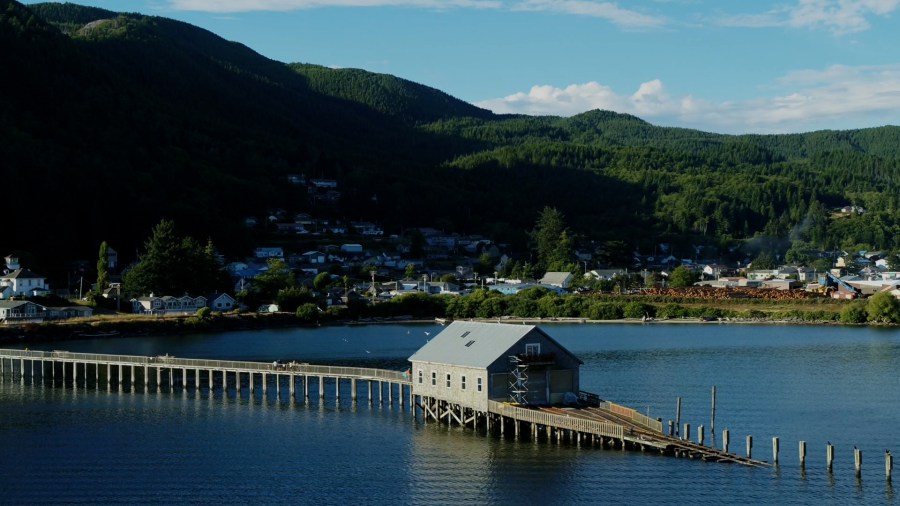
{"left": 167, "top": 0, "right": 665, "bottom": 28}
{"left": 168, "top": 0, "right": 501, "bottom": 12}
{"left": 720, "top": 0, "right": 900, "bottom": 34}
{"left": 513, "top": 1, "right": 666, "bottom": 29}
{"left": 475, "top": 64, "right": 900, "bottom": 134}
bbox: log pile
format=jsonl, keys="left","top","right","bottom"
{"left": 640, "top": 286, "right": 819, "bottom": 300}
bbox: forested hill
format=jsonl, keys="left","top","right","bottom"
{"left": 4, "top": 0, "right": 900, "bottom": 281}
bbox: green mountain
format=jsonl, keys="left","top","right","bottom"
{"left": 4, "top": 1, "right": 900, "bottom": 281}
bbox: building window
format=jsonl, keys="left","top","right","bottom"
{"left": 446, "top": 373, "right": 451, "bottom": 388}
{"left": 465, "top": 340, "right": 475, "bottom": 347}
{"left": 477, "top": 377, "right": 482, "bottom": 392}
{"left": 461, "top": 376, "right": 467, "bottom": 390}
{"left": 418, "top": 370, "right": 423, "bottom": 384}
{"left": 525, "top": 343, "right": 541, "bottom": 356}
{"left": 431, "top": 371, "right": 436, "bottom": 386}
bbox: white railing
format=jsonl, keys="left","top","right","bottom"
{"left": 0, "top": 349, "right": 410, "bottom": 383}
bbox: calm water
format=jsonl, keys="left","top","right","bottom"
{"left": 2, "top": 323, "right": 899, "bottom": 505}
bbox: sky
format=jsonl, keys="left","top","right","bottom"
{"left": 23, "top": 0, "right": 900, "bottom": 134}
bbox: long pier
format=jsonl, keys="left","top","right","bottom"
{"left": 1, "top": 348, "right": 767, "bottom": 467}
{"left": 0, "top": 348, "right": 411, "bottom": 406}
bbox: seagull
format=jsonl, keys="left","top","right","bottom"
{"left": 424, "top": 331, "right": 431, "bottom": 336}
{"left": 365, "top": 350, "right": 371, "bottom": 354}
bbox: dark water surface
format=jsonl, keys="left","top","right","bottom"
{"left": 2, "top": 323, "right": 899, "bottom": 504}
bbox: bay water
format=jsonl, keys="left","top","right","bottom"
{"left": 2, "top": 323, "right": 899, "bottom": 504}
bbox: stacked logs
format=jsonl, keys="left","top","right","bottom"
{"left": 640, "top": 286, "right": 818, "bottom": 300}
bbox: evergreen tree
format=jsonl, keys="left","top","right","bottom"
{"left": 96, "top": 241, "right": 109, "bottom": 295}
{"left": 529, "top": 207, "right": 572, "bottom": 273}
{"left": 123, "top": 220, "right": 226, "bottom": 297}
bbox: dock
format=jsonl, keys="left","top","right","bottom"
{"left": 1, "top": 348, "right": 767, "bottom": 467}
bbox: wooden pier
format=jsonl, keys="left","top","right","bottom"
{"left": 1, "top": 348, "right": 767, "bottom": 467}
{"left": 0, "top": 348, "right": 411, "bottom": 406}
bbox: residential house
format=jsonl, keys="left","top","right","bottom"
{"left": 208, "top": 293, "right": 236, "bottom": 312}
{"left": 539, "top": 272, "right": 574, "bottom": 289}
{"left": 0, "top": 268, "right": 49, "bottom": 299}
{"left": 254, "top": 247, "right": 284, "bottom": 259}
{"left": 490, "top": 283, "right": 566, "bottom": 296}
{"left": 408, "top": 321, "right": 583, "bottom": 409}
{"left": 0, "top": 300, "right": 47, "bottom": 323}
{"left": 47, "top": 306, "right": 94, "bottom": 320}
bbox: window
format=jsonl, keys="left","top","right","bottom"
{"left": 461, "top": 331, "right": 470, "bottom": 338}
{"left": 431, "top": 371, "right": 436, "bottom": 386}
{"left": 461, "top": 376, "right": 467, "bottom": 390}
{"left": 525, "top": 343, "right": 541, "bottom": 356}
{"left": 446, "top": 373, "right": 451, "bottom": 388}
{"left": 418, "top": 370, "right": 423, "bottom": 384}
{"left": 477, "top": 377, "right": 483, "bottom": 392}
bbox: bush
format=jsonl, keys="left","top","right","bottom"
{"left": 586, "top": 302, "right": 623, "bottom": 320}
{"left": 195, "top": 307, "right": 211, "bottom": 320}
{"left": 840, "top": 301, "right": 867, "bottom": 324}
{"left": 623, "top": 301, "right": 654, "bottom": 319}
{"left": 295, "top": 303, "right": 320, "bottom": 323}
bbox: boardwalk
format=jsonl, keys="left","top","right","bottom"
{"left": 1, "top": 348, "right": 767, "bottom": 467}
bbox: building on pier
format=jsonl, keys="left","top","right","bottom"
{"left": 408, "top": 321, "right": 582, "bottom": 411}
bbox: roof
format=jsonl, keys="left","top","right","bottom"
{"left": 539, "top": 271, "right": 573, "bottom": 286}
{"left": 0, "top": 300, "right": 44, "bottom": 309}
{"left": 408, "top": 321, "right": 582, "bottom": 368}
{"left": 1, "top": 268, "right": 44, "bottom": 279}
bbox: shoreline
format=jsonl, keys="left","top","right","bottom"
{"left": 0, "top": 312, "right": 865, "bottom": 346}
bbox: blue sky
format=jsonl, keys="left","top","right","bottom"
{"left": 25, "top": 0, "right": 900, "bottom": 134}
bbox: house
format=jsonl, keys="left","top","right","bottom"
{"left": 47, "top": 306, "right": 94, "bottom": 320}
{"left": 0, "top": 268, "right": 49, "bottom": 298}
{"left": 539, "top": 271, "right": 574, "bottom": 289}
{"left": 208, "top": 293, "right": 236, "bottom": 311}
{"left": 490, "top": 283, "right": 566, "bottom": 295}
{"left": 408, "top": 321, "right": 583, "bottom": 410}
{"left": 254, "top": 247, "right": 284, "bottom": 259}
{"left": 0, "top": 300, "right": 47, "bottom": 323}
{"left": 131, "top": 294, "right": 208, "bottom": 315}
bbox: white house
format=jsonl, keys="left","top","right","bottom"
{"left": 0, "top": 268, "right": 49, "bottom": 299}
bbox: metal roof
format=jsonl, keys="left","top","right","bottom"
{"left": 408, "top": 320, "right": 582, "bottom": 368}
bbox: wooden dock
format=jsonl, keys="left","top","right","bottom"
{"left": 1, "top": 348, "right": 768, "bottom": 467}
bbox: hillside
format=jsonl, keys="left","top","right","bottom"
{"left": 4, "top": 1, "right": 900, "bottom": 282}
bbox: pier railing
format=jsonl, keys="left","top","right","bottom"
{"left": 0, "top": 349, "right": 410, "bottom": 383}
{"left": 488, "top": 400, "right": 625, "bottom": 440}
{"left": 599, "top": 400, "right": 663, "bottom": 432}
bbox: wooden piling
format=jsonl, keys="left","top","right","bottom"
{"left": 723, "top": 429, "right": 730, "bottom": 453}
{"left": 799, "top": 440, "right": 807, "bottom": 467}
{"left": 684, "top": 423, "right": 690, "bottom": 442}
{"left": 747, "top": 435, "right": 753, "bottom": 459}
{"left": 827, "top": 443, "right": 835, "bottom": 472}
{"left": 675, "top": 397, "right": 682, "bottom": 437}
{"left": 886, "top": 451, "right": 893, "bottom": 481}
{"left": 698, "top": 424, "right": 704, "bottom": 446}
{"left": 711, "top": 385, "right": 716, "bottom": 436}
{"left": 854, "top": 447, "right": 862, "bottom": 477}
{"left": 772, "top": 437, "right": 779, "bottom": 465}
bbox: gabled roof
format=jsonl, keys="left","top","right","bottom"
{"left": 0, "top": 300, "right": 45, "bottom": 310}
{"left": 1, "top": 268, "right": 44, "bottom": 279}
{"left": 408, "top": 321, "right": 582, "bottom": 368}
